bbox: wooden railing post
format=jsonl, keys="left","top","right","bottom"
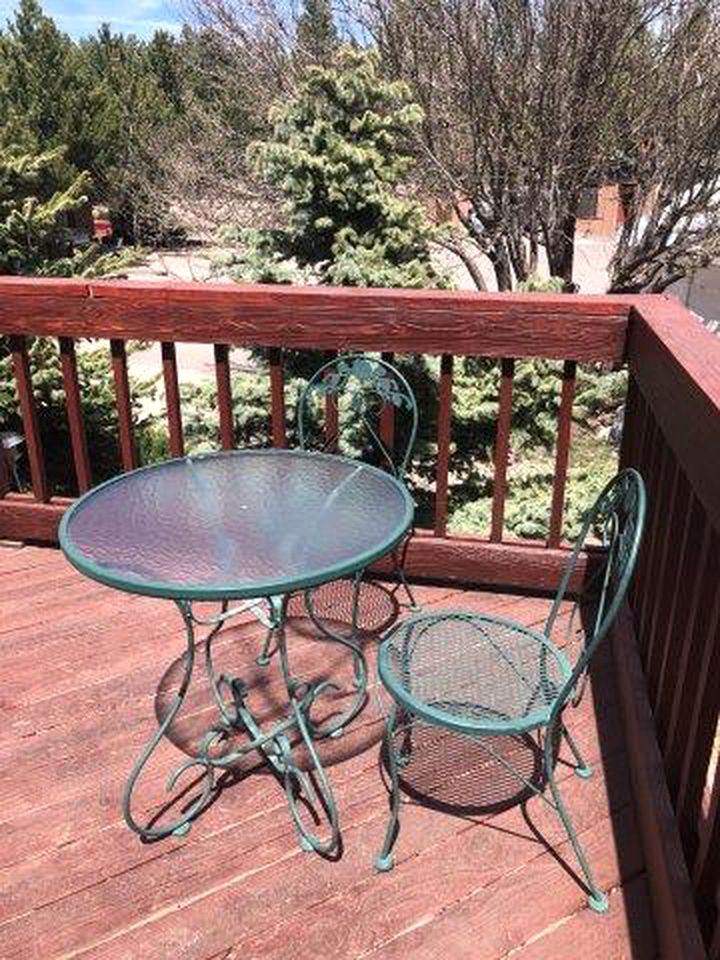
{"left": 9, "top": 335, "right": 49, "bottom": 502}
{"left": 268, "top": 347, "right": 287, "bottom": 448}
{"left": 110, "top": 339, "right": 137, "bottom": 472}
{"left": 161, "top": 341, "right": 184, "bottom": 458}
{"left": 59, "top": 337, "right": 91, "bottom": 493}
{"left": 547, "top": 359, "right": 576, "bottom": 548}
{"left": 214, "top": 344, "right": 234, "bottom": 450}
{"left": 490, "top": 357, "right": 514, "bottom": 542}
{"left": 434, "top": 354, "right": 453, "bottom": 537}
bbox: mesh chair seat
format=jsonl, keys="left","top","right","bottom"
{"left": 378, "top": 611, "right": 573, "bottom": 736}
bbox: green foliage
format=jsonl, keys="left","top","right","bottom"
{"left": 0, "top": 141, "right": 142, "bottom": 278}
{"left": 0, "top": 144, "right": 88, "bottom": 274}
{"left": 39, "top": 242, "right": 144, "bottom": 279}
{"left": 0, "top": 337, "right": 155, "bottom": 493}
{"left": 219, "top": 47, "right": 448, "bottom": 290}
{"left": 140, "top": 370, "right": 303, "bottom": 464}
{"left": 0, "top": 2, "right": 189, "bottom": 243}
{"left": 449, "top": 427, "right": 618, "bottom": 541}
{"left": 0, "top": 139, "right": 150, "bottom": 494}
{"left": 517, "top": 274, "right": 565, "bottom": 292}
{"left": 574, "top": 366, "right": 628, "bottom": 427}
{"left": 0, "top": 0, "right": 74, "bottom": 148}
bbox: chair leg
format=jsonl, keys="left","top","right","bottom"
{"left": 562, "top": 723, "right": 593, "bottom": 779}
{"left": 375, "top": 705, "right": 402, "bottom": 872}
{"left": 391, "top": 539, "right": 419, "bottom": 610}
{"left": 544, "top": 727, "right": 608, "bottom": 913}
{"left": 396, "top": 711, "right": 413, "bottom": 768}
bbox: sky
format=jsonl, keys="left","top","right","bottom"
{"left": 0, "top": 0, "right": 184, "bottom": 39}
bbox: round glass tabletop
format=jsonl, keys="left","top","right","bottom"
{"left": 59, "top": 449, "right": 414, "bottom": 601}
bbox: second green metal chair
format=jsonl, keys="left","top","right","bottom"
{"left": 373, "top": 469, "right": 647, "bottom": 912}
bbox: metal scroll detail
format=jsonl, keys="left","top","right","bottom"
{"left": 122, "top": 596, "right": 342, "bottom": 855}
{"left": 297, "top": 354, "right": 419, "bottom": 479}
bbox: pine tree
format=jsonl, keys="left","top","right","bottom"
{"left": 221, "top": 47, "right": 447, "bottom": 289}
{"left": 0, "top": 0, "right": 74, "bottom": 147}
{"left": 296, "top": 0, "right": 338, "bottom": 66}
{"left": 0, "top": 144, "right": 89, "bottom": 275}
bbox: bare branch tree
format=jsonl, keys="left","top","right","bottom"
{"left": 609, "top": 3, "right": 720, "bottom": 291}
{"left": 349, "top": 0, "right": 717, "bottom": 293}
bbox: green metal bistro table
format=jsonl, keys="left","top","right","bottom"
{"left": 59, "top": 448, "right": 414, "bottom": 855}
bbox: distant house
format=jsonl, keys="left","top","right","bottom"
{"left": 575, "top": 184, "right": 628, "bottom": 239}
{"left": 447, "top": 183, "right": 632, "bottom": 242}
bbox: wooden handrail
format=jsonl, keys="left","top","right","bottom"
{"left": 0, "top": 277, "right": 629, "bottom": 361}
{"left": 624, "top": 294, "right": 720, "bottom": 956}
{"left": 628, "top": 296, "right": 720, "bottom": 531}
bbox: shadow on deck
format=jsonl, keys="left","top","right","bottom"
{"left": 0, "top": 545, "right": 656, "bottom": 959}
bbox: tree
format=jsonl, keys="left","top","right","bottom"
{"left": 609, "top": 5, "right": 720, "bottom": 291}
{"left": 0, "top": 0, "right": 75, "bottom": 149}
{"left": 219, "top": 46, "right": 447, "bottom": 288}
{"left": 296, "top": 0, "right": 339, "bottom": 65}
{"left": 0, "top": 2, "right": 193, "bottom": 244}
{"left": 73, "top": 24, "right": 186, "bottom": 243}
{"left": 0, "top": 144, "right": 89, "bottom": 275}
{"left": 0, "top": 143, "right": 148, "bottom": 493}
{"left": 355, "top": 0, "right": 720, "bottom": 293}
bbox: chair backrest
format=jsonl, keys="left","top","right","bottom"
{"left": 544, "top": 468, "right": 647, "bottom": 690}
{"left": 297, "top": 354, "right": 418, "bottom": 480}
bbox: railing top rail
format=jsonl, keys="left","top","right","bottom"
{"left": 0, "top": 274, "right": 639, "bottom": 304}
{"left": 0, "top": 277, "right": 631, "bottom": 362}
{"left": 629, "top": 295, "right": 720, "bottom": 531}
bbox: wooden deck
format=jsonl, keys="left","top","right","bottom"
{"left": 0, "top": 545, "right": 657, "bottom": 960}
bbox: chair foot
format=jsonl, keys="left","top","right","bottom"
{"left": 574, "top": 764, "right": 593, "bottom": 780}
{"left": 587, "top": 891, "right": 609, "bottom": 914}
{"left": 255, "top": 655, "right": 271, "bottom": 667}
{"left": 375, "top": 853, "right": 394, "bottom": 872}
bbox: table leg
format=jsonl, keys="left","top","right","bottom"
{"left": 122, "top": 597, "right": 342, "bottom": 855}
{"left": 122, "top": 600, "right": 216, "bottom": 841}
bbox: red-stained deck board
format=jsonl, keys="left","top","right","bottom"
{"left": 0, "top": 546, "right": 655, "bottom": 960}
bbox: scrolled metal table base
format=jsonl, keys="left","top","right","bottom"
{"left": 122, "top": 595, "right": 343, "bottom": 856}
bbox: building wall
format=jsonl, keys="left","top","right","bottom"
{"left": 576, "top": 184, "right": 625, "bottom": 239}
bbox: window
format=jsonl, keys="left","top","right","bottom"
{"left": 577, "top": 186, "right": 599, "bottom": 220}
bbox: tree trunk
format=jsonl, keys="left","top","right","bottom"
{"left": 546, "top": 213, "right": 577, "bottom": 290}
{"left": 507, "top": 235, "right": 529, "bottom": 285}
{"left": 487, "top": 243, "right": 513, "bottom": 291}
{"left": 529, "top": 235, "right": 539, "bottom": 274}
{"left": 441, "top": 240, "right": 487, "bottom": 290}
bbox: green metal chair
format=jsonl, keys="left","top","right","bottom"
{"left": 374, "top": 469, "right": 647, "bottom": 913}
{"left": 297, "top": 353, "right": 419, "bottom": 604}
{"left": 254, "top": 353, "right": 420, "bottom": 663}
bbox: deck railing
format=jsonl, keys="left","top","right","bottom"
{"left": 1, "top": 277, "right": 719, "bottom": 954}
{"left": 0, "top": 277, "right": 630, "bottom": 591}
{"left": 621, "top": 296, "right": 720, "bottom": 958}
